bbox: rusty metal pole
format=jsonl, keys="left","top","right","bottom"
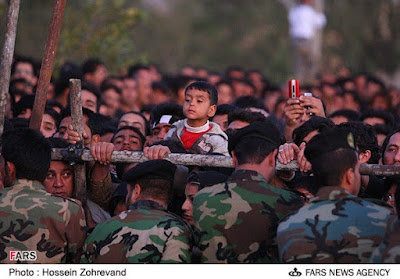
{"left": 29, "top": 0, "right": 66, "bottom": 131}
{"left": 0, "top": 0, "right": 20, "bottom": 143}
{"left": 69, "top": 79, "right": 87, "bottom": 209}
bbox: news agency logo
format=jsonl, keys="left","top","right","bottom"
{"left": 9, "top": 251, "right": 37, "bottom": 261}
{"left": 289, "top": 268, "right": 302, "bottom": 277}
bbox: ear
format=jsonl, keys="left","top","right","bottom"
{"left": 6, "top": 161, "right": 16, "bottom": 182}
{"left": 358, "top": 150, "right": 371, "bottom": 164}
{"left": 207, "top": 104, "right": 217, "bottom": 118}
{"left": 269, "top": 150, "right": 278, "bottom": 168}
{"left": 231, "top": 151, "right": 239, "bottom": 168}
{"left": 128, "top": 183, "right": 142, "bottom": 205}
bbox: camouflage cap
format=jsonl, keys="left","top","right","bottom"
{"left": 305, "top": 128, "right": 356, "bottom": 163}
{"left": 228, "top": 120, "right": 283, "bottom": 154}
{"left": 123, "top": 159, "right": 177, "bottom": 183}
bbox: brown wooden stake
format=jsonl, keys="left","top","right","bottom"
{"left": 29, "top": 0, "right": 66, "bottom": 131}
{"left": 68, "top": 79, "right": 87, "bottom": 209}
{"left": 0, "top": 0, "right": 20, "bottom": 143}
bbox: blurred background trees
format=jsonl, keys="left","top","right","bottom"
{"left": 1, "top": 0, "right": 399, "bottom": 84}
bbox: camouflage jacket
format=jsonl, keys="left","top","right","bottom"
{"left": 370, "top": 216, "right": 400, "bottom": 263}
{"left": 193, "top": 169, "right": 304, "bottom": 263}
{"left": 0, "top": 179, "right": 87, "bottom": 263}
{"left": 277, "top": 186, "right": 393, "bottom": 263}
{"left": 81, "top": 200, "right": 192, "bottom": 263}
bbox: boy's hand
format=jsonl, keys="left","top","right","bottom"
{"left": 143, "top": 145, "right": 171, "bottom": 160}
{"left": 67, "top": 124, "right": 91, "bottom": 146}
{"left": 284, "top": 99, "right": 305, "bottom": 127}
{"left": 90, "top": 142, "right": 114, "bottom": 165}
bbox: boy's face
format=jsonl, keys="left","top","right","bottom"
{"left": 183, "top": 89, "right": 216, "bottom": 126}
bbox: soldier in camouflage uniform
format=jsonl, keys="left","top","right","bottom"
{"left": 81, "top": 159, "right": 192, "bottom": 263}
{"left": 0, "top": 128, "right": 87, "bottom": 263}
{"left": 193, "top": 121, "right": 304, "bottom": 263}
{"left": 277, "top": 128, "right": 393, "bottom": 263}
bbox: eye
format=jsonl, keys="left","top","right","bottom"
{"left": 184, "top": 98, "right": 190, "bottom": 102}
{"left": 197, "top": 99, "right": 203, "bottom": 103}
{"left": 153, "top": 130, "right": 160, "bottom": 136}
{"left": 114, "top": 139, "right": 123, "bottom": 145}
{"left": 62, "top": 171, "right": 72, "bottom": 178}
{"left": 130, "top": 140, "right": 139, "bottom": 145}
{"left": 46, "top": 173, "right": 55, "bottom": 179}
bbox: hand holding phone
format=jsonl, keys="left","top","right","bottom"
{"left": 288, "top": 79, "right": 299, "bottom": 99}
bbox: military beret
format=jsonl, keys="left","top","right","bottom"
{"left": 228, "top": 120, "right": 283, "bottom": 154}
{"left": 187, "top": 171, "right": 228, "bottom": 190}
{"left": 305, "top": 128, "right": 356, "bottom": 163}
{"left": 122, "top": 159, "right": 177, "bottom": 183}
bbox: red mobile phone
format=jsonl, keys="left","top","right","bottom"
{"left": 288, "top": 79, "right": 299, "bottom": 99}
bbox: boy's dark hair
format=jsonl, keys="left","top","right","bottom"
{"left": 60, "top": 107, "right": 103, "bottom": 136}
{"left": 329, "top": 109, "right": 361, "bottom": 122}
{"left": 312, "top": 148, "right": 358, "bottom": 187}
{"left": 214, "top": 104, "right": 238, "bottom": 116}
{"left": 82, "top": 58, "right": 104, "bottom": 75}
{"left": 361, "top": 109, "right": 395, "bottom": 129}
{"left": 232, "top": 96, "right": 265, "bottom": 110}
{"left": 111, "top": 125, "right": 146, "bottom": 146}
{"left": 2, "top": 128, "right": 51, "bottom": 182}
{"left": 337, "top": 122, "right": 380, "bottom": 164}
{"left": 293, "top": 117, "right": 335, "bottom": 146}
{"left": 185, "top": 81, "right": 218, "bottom": 105}
{"left": 227, "top": 109, "right": 266, "bottom": 125}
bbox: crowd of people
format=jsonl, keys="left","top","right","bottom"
{"left": 1, "top": 53, "right": 400, "bottom": 263}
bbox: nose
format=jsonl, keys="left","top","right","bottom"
{"left": 54, "top": 175, "right": 63, "bottom": 188}
{"left": 181, "top": 199, "right": 190, "bottom": 212}
{"left": 394, "top": 150, "right": 400, "bottom": 163}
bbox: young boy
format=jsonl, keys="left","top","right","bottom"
{"left": 145, "top": 81, "right": 229, "bottom": 158}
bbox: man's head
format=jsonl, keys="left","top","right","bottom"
{"left": 292, "top": 116, "right": 335, "bottom": 146}
{"left": 382, "top": 129, "right": 400, "bottom": 165}
{"left": 227, "top": 109, "right": 266, "bottom": 130}
{"left": 123, "top": 159, "right": 177, "bottom": 207}
{"left": 2, "top": 128, "right": 51, "bottom": 185}
{"left": 183, "top": 81, "right": 218, "bottom": 126}
{"left": 82, "top": 58, "right": 108, "bottom": 87}
{"left": 118, "top": 111, "right": 149, "bottom": 136}
{"left": 40, "top": 107, "right": 60, "bottom": 138}
{"left": 212, "top": 104, "right": 238, "bottom": 131}
{"left": 361, "top": 109, "right": 395, "bottom": 129}
{"left": 11, "top": 56, "right": 38, "bottom": 88}
{"left": 329, "top": 109, "right": 361, "bottom": 125}
{"left": 44, "top": 138, "right": 74, "bottom": 197}
{"left": 228, "top": 120, "right": 283, "bottom": 181}
{"left": 111, "top": 126, "right": 145, "bottom": 152}
{"left": 81, "top": 81, "right": 102, "bottom": 113}
{"left": 305, "top": 128, "right": 360, "bottom": 194}
{"left": 148, "top": 102, "right": 184, "bottom": 144}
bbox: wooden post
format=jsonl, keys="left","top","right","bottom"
{"left": 69, "top": 79, "right": 87, "bottom": 209}
{"left": 0, "top": 0, "right": 20, "bottom": 143}
{"left": 29, "top": 0, "right": 66, "bottom": 130}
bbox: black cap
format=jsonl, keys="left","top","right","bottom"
{"left": 305, "top": 128, "right": 356, "bottom": 163}
{"left": 187, "top": 171, "right": 228, "bottom": 190}
{"left": 228, "top": 120, "right": 283, "bottom": 154}
{"left": 122, "top": 159, "right": 177, "bottom": 183}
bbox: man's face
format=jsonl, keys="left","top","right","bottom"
{"left": 57, "top": 116, "right": 92, "bottom": 141}
{"left": 121, "top": 78, "right": 137, "bottom": 105}
{"left": 150, "top": 123, "right": 172, "bottom": 142}
{"left": 81, "top": 90, "right": 98, "bottom": 113}
{"left": 112, "top": 129, "right": 143, "bottom": 151}
{"left": 91, "top": 65, "right": 108, "bottom": 87}
{"left": 43, "top": 161, "right": 74, "bottom": 198}
{"left": 103, "top": 88, "right": 121, "bottom": 112}
{"left": 118, "top": 113, "right": 146, "bottom": 136}
{"left": 40, "top": 114, "right": 57, "bottom": 138}
{"left": 213, "top": 114, "right": 229, "bottom": 131}
{"left": 384, "top": 133, "right": 400, "bottom": 165}
{"left": 13, "top": 62, "right": 36, "bottom": 86}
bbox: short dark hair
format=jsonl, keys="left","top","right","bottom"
{"left": 2, "top": 128, "right": 51, "bottom": 182}
{"left": 214, "top": 104, "right": 238, "bottom": 116}
{"left": 233, "top": 137, "right": 275, "bottom": 165}
{"left": 293, "top": 117, "right": 335, "bottom": 146}
{"left": 232, "top": 96, "right": 265, "bottom": 110}
{"left": 185, "top": 81, "right": 218, "bottom": 105}
{"left": 135, "top": 178, "right": 173, "bottom": 204}
{"left": 81, "top": 81, "right": 102, "bottom": 111}
{"left": 100, "top": 83, "right": 122, "bottom": 95}
{"left": 59, "top": 107, "right": 103, "bottom": 136}
{"left": 228, "top": 109, "right": 266, "bottom": 125}
{"left": 127, "top": 63, "right": 149, "bottom": 78}
{"left": 338, "top": 122, "right": 380, "bottom": 164}
{"left": 361, "top": 109, "right": 395, "bottom": 129}
{"left": 311, "top": 148, "right": 358, "bottom": 187}
{"left": 329, "top": 109, "right": 361, "bottom": 122}
{"left": 119, "top": 111, "right": 151, "bottom": 136}
{"left": 82, "top": 58, "right": 104, "bottom": 75}
{"left": 111, "top": 125, "right": 146, "bottom": 146}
